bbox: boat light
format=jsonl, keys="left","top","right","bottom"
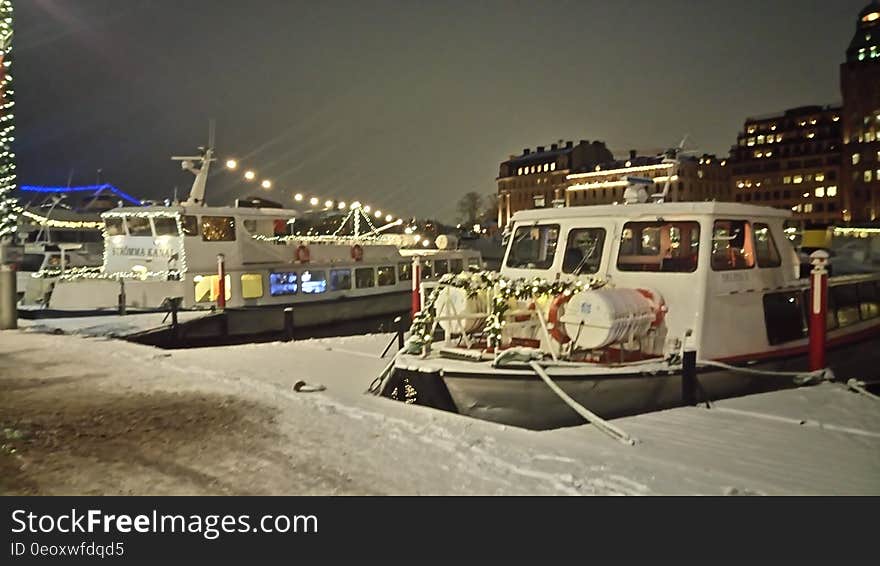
{"left": 225, "top": 159, "right": 238, "bottom": 170}
{"left": 261, "top": 180, "right": 272, "bottom": 189}
{"left": 310, "top": 197, "right": 319, "bottom": 206}
{"left": 244, "top": 171, "right": 256, "bottom": 181}
{"left": 385, "top": 214, "right": 393, "bottom": 222}
{"left": 374, "top": 210, "right": 382, "bottom": 218}
{"left": 294, "top": 193, "right": 303, "bottom": 201}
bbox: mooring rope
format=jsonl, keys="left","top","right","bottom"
{"left": 696, "top": 359, "right": 834, "bottom": 385}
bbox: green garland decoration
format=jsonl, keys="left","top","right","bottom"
{"left": 404, "top": 270, "right": 604, "bottom": 355}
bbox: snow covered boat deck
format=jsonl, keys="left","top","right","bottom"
{"left": 1, "top": 328, "right": 877, "bottom": 494}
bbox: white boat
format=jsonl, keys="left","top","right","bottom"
{"left": 21, "top": 147, "right": 481, "bottom": 337}
{"left": 376, "top": 182, "right": 880, "bottom": 430}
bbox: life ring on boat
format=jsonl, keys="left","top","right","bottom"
{"left": 636, "top": 288, "right": 666, "bottom": 327}
{"left": 295, "top": 244, "right": 310, "bottom": 263}
{"left": 547, "top": 293, "right": 572, "bottom": 344}
{"left": 351, "top": 244, "right": 364, "bottom": 262}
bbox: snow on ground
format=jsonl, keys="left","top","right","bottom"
{"left": 16, "top": 311, "right": 210, "bottom": 338}
{"left": 1, "top": 326, "right": 878, "bottom": 495}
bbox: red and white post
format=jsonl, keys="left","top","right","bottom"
{"left": 216, "top": 253, "right": 227, "bottom": 310}
{"left": 411, "top": 255, "right": 422, "bottom": 318}
{"left": 808, "top": 249, "right": 830, "bottom": 371}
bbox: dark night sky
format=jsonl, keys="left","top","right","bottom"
{"left": 15, "top": 0, "right": 867, "bottom": 221}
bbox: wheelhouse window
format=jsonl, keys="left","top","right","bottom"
{"left": 153, "top": 217, "right": 178, "bottom": 236}
{"left": 301, "top": 270, "right": 327, "bottom": 294}
{"left": 105, "top": 217, "right": 125, "bottom": 236}
{"left": 711, "top": 220, "right": 755, "bottom": 271}
{"left": 753, "top": 223, "right": 781, "bottom": 268}
{"left": 377, "top": 266, "right": 396, "bottom": 286}
{"left": 181, "top": 215, "right": 199, "bottom": 236}
{"left": 506, "top": 224, "right": 560, "bottom": 269}
{"left": 562, "top": 228, "right": 606, "bottom": 274}
{"left": 201, "top": 216, "right": 236, "bottom": 242}
{"left": 269, "top": 272, "right": 298, "bottom": 296}
{"left": 617, "top": 221, "right": 700, "bottom": 272}
{"left": 330, "top": 269, "right": 352, "bottom": 291}
{"left": 434, "top": 260, "right": 449, "bottom": 277}
{"left": 398, "top": 262, "right": 412, "bottom": 281}
{"left": 421, "top": 261, "right": 433, "bottom": 279}
{"left": 127, "top": 216, "right": 152, "bottom": 237}
{"left": 355, "top": 267, "right": 375, "bottom": 288}
{"left": 450, "top": 259, "right": 463, "bottom": 274}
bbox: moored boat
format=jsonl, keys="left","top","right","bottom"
{"left": 376, "top": 185, "right": 880, "bottom": 429}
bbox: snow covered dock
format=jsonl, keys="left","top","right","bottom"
{"left": 1, "top": 326, "right": 878, "bottom": 495}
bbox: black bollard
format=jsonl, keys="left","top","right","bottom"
{"left": 118, "top": 279, "right": 127, "bottom": 316}
{"left": 682, "top": 349, "right": 697, "bottom": 406}
{"left": 395, "top": 315, "right": 404, "bottom": 350}
{"left": 283, "top": 307, "right": 294, "bottom": 342}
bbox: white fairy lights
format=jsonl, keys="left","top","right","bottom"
{"left": 0, "top": 0, "right": 15, "bottom": 238}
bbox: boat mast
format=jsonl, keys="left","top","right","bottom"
{"left": 173, "top": 121, "right": 216, "bottom": 207}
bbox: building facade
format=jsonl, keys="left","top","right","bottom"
{"left": 841, "top": 0, "right": 880, "bottom": 222}
{"left": 565, "top": 153, "right": 730, "bottom": 207}
{"left": 496, "top": 140, "right": 613, "bottom": 226}
{"left": 729, "top": 105, "right": 843, "bottom": 225}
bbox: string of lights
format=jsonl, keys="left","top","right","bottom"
{"left": 0, "top": 0, "right": 15, "bottom": 239}
{"left": 222, "top": 156, "right": 402, "bottom": 224}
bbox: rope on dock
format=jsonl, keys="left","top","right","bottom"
{"left": 696, "top": 359, "right": 834, "bottom": 385}
{"left": 846, "top": 379, "right": 880, "bottom": 402}
{"left": 528, "top": 361, "right": 637, "bottom": 446}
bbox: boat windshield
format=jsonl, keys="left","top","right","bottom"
{"left": 506, "top": 224, "right": 560, "bottom": 269}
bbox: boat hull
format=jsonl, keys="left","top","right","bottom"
{"left": 383, "top": 334, "right": 880, "bottom": 430}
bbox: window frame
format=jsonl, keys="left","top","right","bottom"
{"left": 753, "top": 223, "right": 782, "bottom": 268}
{"left": 562, "top": 227, "right": 606, "bottom": 275}
{"left": 711, "top": 219, "right": 756, "bottom": 272}
{"left": 505, "top": 223, "right": 561, "bottom": 270}
{"left": 616, "top": 221, "right": 700, "bottom": 273}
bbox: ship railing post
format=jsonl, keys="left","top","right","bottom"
{"left": 118, "top": 278, "right": 127, "bottom": 316}
{"left": 283, "top": 307, "right": 294, "bottom": 342}
{"left": 216, "top": 253, "right": 226, "bottom": 310}
{"left": 411, "top": 255, "right": 421, "bottom": 318}
{"left": 395, "top": 315, "right": 405, "bottom": 349}
{"left": 808, "top": 250, "right": 830, "bottom": 372}
{"left": 682, "top": 347, "right": 697, "bottom": 406}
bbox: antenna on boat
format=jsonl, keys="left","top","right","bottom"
{"left": 651, "top": 134, "right": 689, "bottom": 203}
{"left": 173, "top": 119, "right": 216, "bottom": 207}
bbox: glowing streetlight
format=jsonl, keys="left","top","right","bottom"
{"left": 310, "top": 197, "right": 319, "bottom": 206}
{"left": 324, "top": 200, "right": 334, "bottom": 208}
{"left": 385, "top": 214, "right": 393, "bottom": 222}
{"left": 422, "top": 240, "right": 430, "bottom": 248}
{"left": 244, "top": 170, "right": 256, "bottom": 181}
{"left": 261, "top": 180, "right": 272, "bottom": 189}
{"left": 294, "top": 193, "right": 303, "bottom": 202}
{"left": 225, "top": 159, "right": 238, "bottom": 170}
{"left": 338, "top": 201, "right": 346, "bottom": 209}
{"left": 374, "top": 210, "right": 382, "bottom": 218}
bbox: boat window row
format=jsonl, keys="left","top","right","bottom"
{"left": 506, "top": 220, "right": 783, "bottom": 273}
{"left": 105, "top": 214, "right": 239, "bottom": 242}
{"left": 763, "top": 279, "right": 880, "bottom": 345}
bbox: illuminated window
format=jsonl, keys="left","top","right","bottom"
{"left": 755, "top": 151, "right": 763, "bottom": 158}
{"left": 783, "top": 176, "right": 791, "bottom": 184}
{"left": 543, "top": 163, "right": 549, "bottom": 172}
{"left": 815, "top": 187, "right": 825, "bottom": 198}
{"left": 864, "top": 12, "right": 880, "bottom": 23}
{"left": 770, "top": 124, "right": 777, "bottom": 131}
{"left": 866, "top": 170, "right": 874, "bottom": 183}
{"left": 241, "top": 273, "right": 263, "bottom": 299}
{"left": 711, "top": 220, "right": 755, "bottom": 271}
{"left": 765, "top": 151, "right": 773, "bottom": 158}
{"left": 757, "top": 135, "right": 765, "bottom": 144}
{"left": 810, "top": 119, "right": 817, "bottom": 125}
{"left": 194, "top": 274, "right": 232, "bottom": 303}
{"left": 300, "top": 270, "right": 327, "bottom": 294}
{"left": 793, "top": 175, "right": 803, "bottom": 184}
{"left": 868, "top": 131, "right": 877, "bottom": 142}
{"left": 737, "top": 181, "right": 745, "bottom": 188}
{"left": 530, "top": 166, "right": 536, "bottom": 174}
{"left": 776, "top": 133, "right": 783, "bottom": 142}
{"left": 747, "top": 137, "right": 756, "bottom": 147}
{"left": 550, "top": 162, "right": 556, "bottom": 171}
{"left": 806, "top": 132, "right": 815, "bottom": 139}
{"left": 853, "top": 153, "right": 861, "bottom": 165}
{"left": 815, "top": 172, "right": 825, "bottom": 182}
{"left": 754, "top": 223, "right": 781, "bottom": 268}
{"left": 798, "top": 121, "right": 807, "bottom": 127}
{"left": 517, "top": 167, "right": 523, "bottom": 175}
{"left": 201, "top": 216, "right": 236, "bottom": 242}
{"left": 827, "top": 185, "right": 838, "bottom": 197}
{"left": 833, "top": 116, "right": 840, "bottom": 122}
{"left": 268, "top": 272, "right": 297, "bottom": 296}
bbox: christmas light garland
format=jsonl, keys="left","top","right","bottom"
{"left": 404, "top": 271, "right": 604, "bottom": 355}
{"left": 0, "top": 0, "right": 15, "bottom": 239}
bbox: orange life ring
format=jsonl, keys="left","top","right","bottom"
{"left": 547, "top": 293, "right": 572, "bottom": 344}
{"left": 296, "top": 244, "right": 310, "bottom": 263}
{"left": 351, "top": 244, "right": 364, "bottom": 262}
{"left": 636, "top": 288, "right": 666, "bottom": 327}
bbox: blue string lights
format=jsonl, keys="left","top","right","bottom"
{"left": 19, "top": 184, "right": 143, "bottom": 206}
